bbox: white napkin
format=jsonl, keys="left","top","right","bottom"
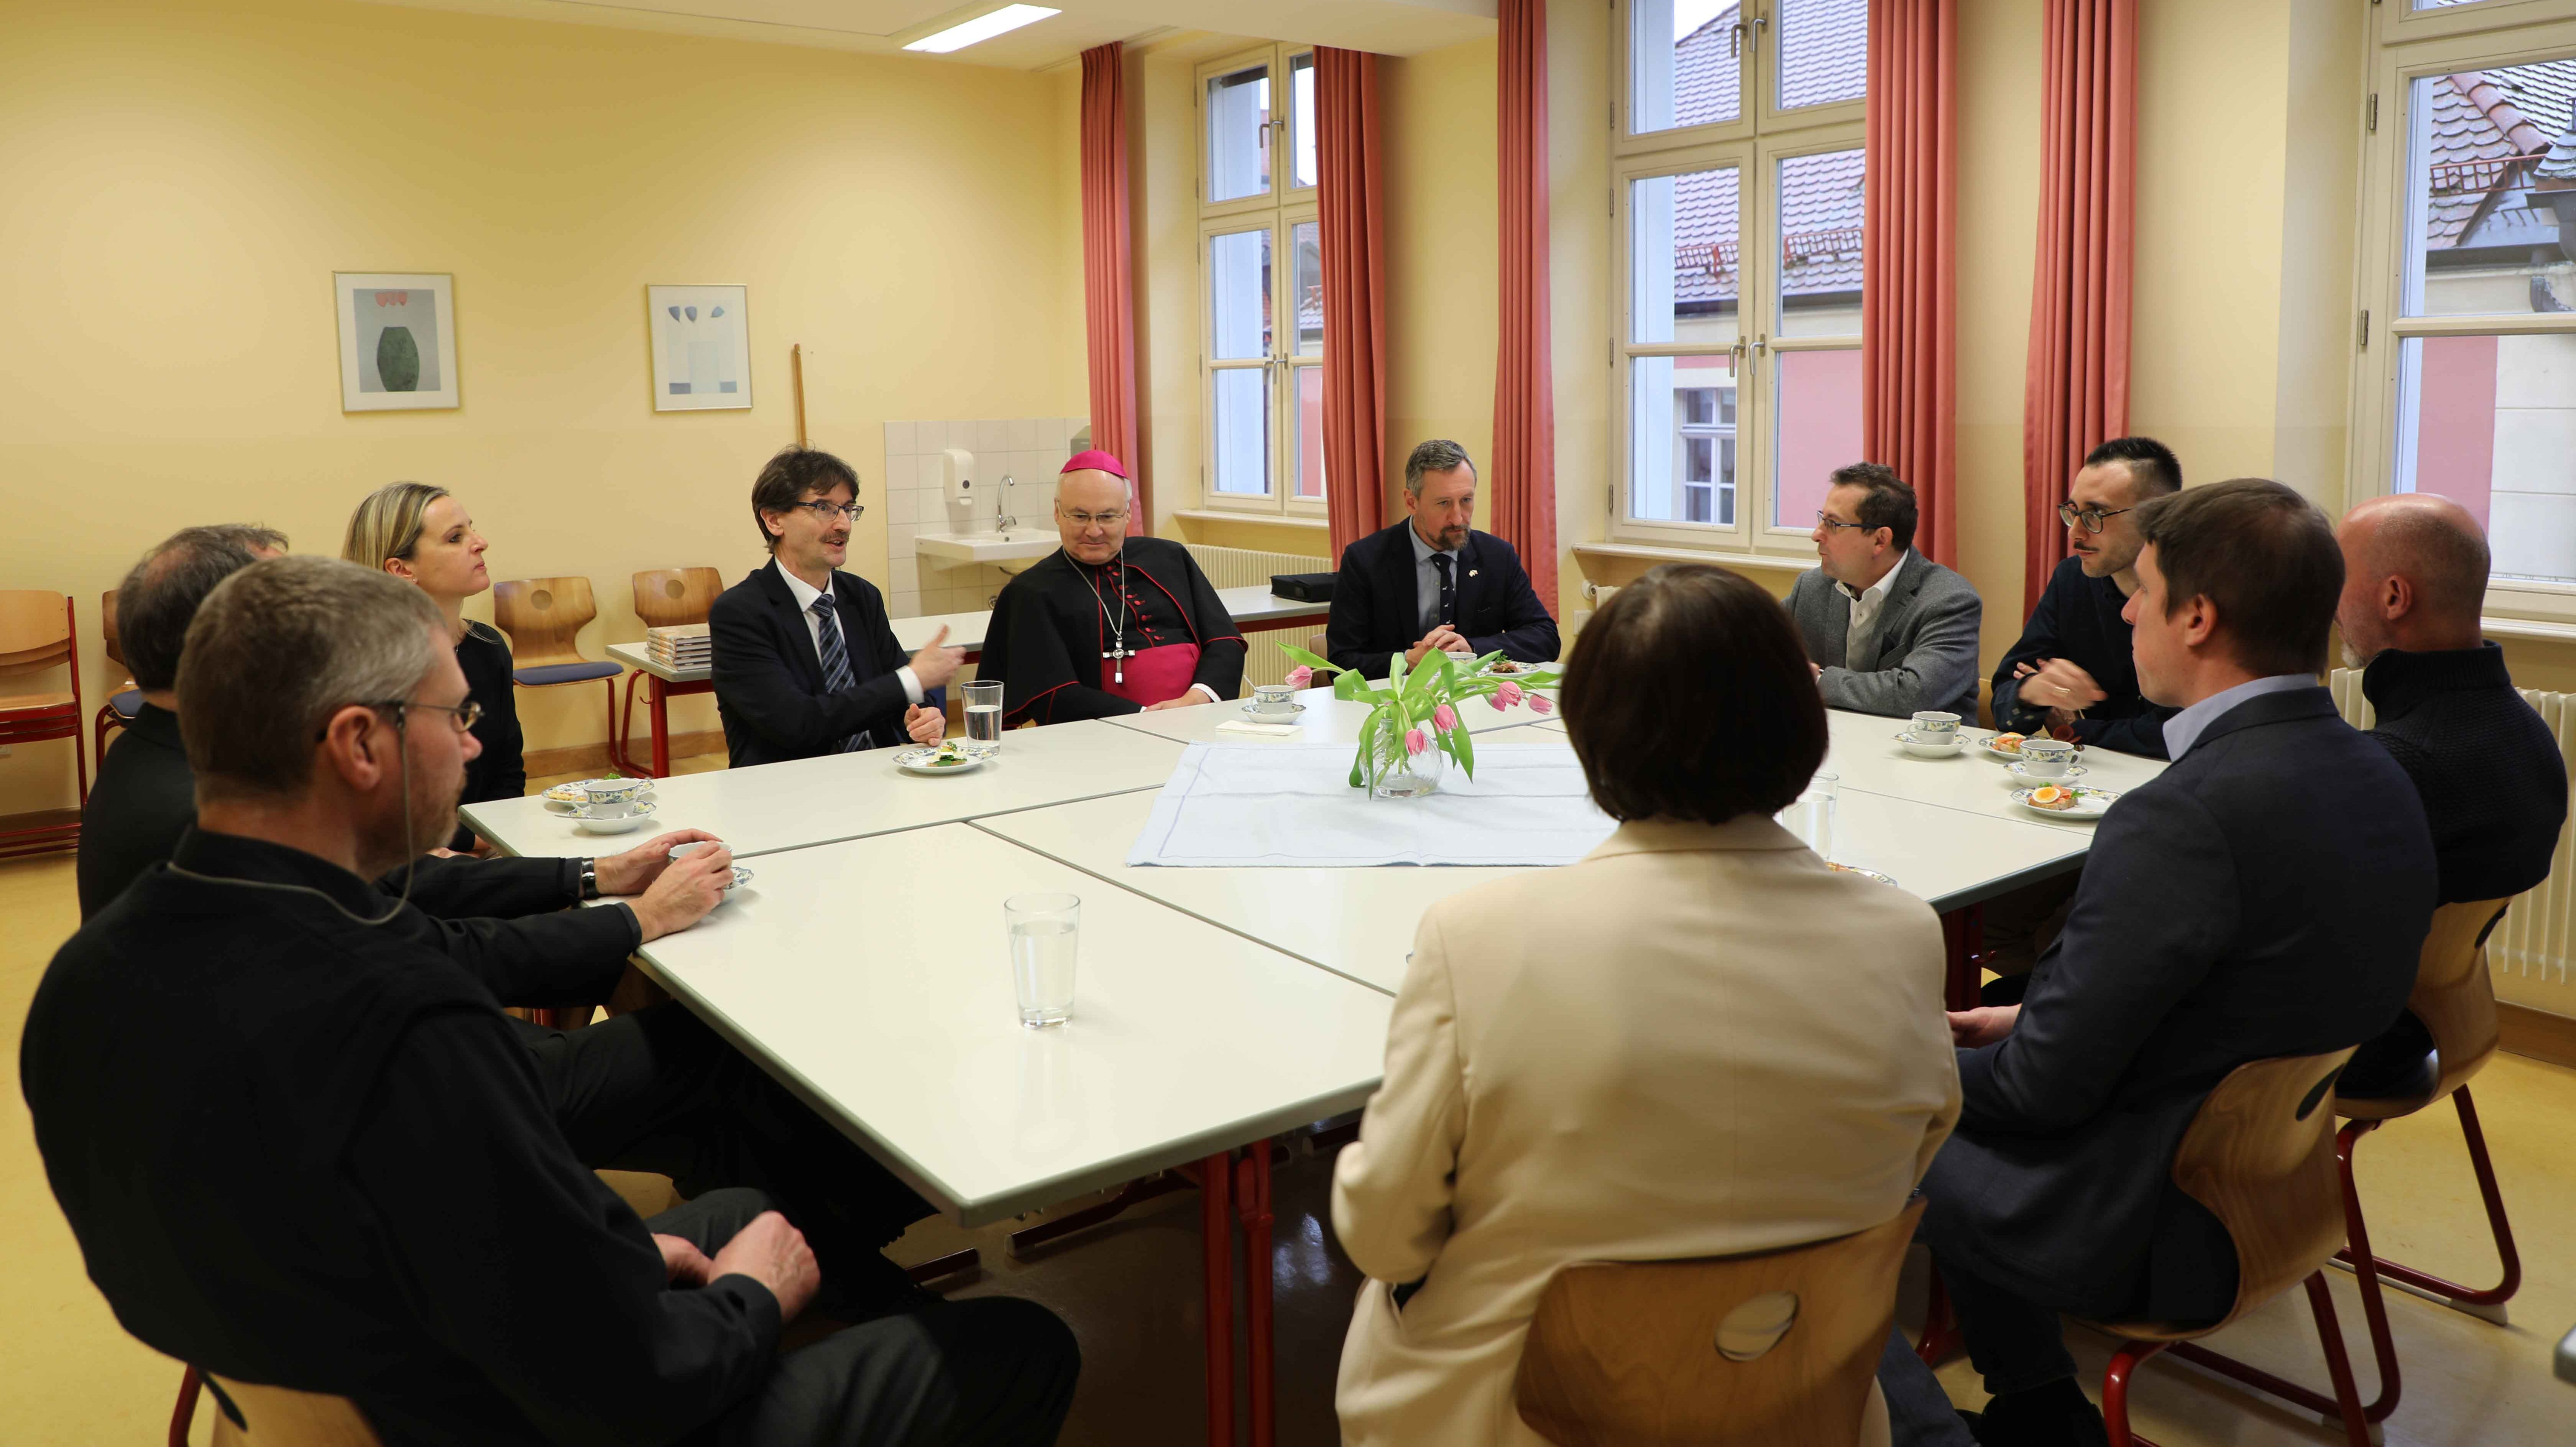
{"left": 1216, "top": 720, "right": 1303, "bottom": 737}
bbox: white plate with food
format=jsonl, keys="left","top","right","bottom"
{"left": 546, "top": 778, "right": 655, "bottom": 812}
{"left": 2004, "top": 761, "right": 2090, "bottom": 786}
{"left": 1478, "top": 658, "right": 1555, "bottom": 679}
{"left": 1979, "top": 732, "right": 2084, "bottom": 763}
{"left": 1891, "top": 730, "right": 1967, "bottom": 760}
{"left": 575, "top": 800, "right": 658, "bottom": 834}
{"left": 894, "top": 742, "right": 985, "bottom": 776}
{"left": 2010, "top": 785, "right": 2118, "bottom": 819}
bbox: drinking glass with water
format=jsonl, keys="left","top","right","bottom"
{"left": 1778, "top": 769, "right": 1838, "bottom": 862}
{"left": 964, "top": 679, "right": 1004, "bottom": 758}
{"left": 1004, "top": 892, "right": 1079, "bottom": 1028}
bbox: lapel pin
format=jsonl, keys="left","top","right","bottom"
{"left": 1469, "top": 569, "right": 1480, "bottom": 578}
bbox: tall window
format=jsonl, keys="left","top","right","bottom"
{"left": 1199, "top": 44, "right": 1326, "bottom": 517}
{"left": 2353, "top": 0, "right": 2576, "bottom": 606}
{"left": 1614, "top": 0, "right": 1866, "bottom": 556}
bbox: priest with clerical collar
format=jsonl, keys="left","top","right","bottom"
{"left": 981, "top": 451, "right": 1246, "bottom": 725}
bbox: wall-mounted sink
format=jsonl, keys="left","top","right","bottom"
{"left": 915, "top": 530, "right": 1061, "bottom": 567}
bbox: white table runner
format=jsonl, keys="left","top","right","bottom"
{"left": 1127, "top": 742, "right": 1617, "bottom": 867}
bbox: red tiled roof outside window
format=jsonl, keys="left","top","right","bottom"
{"left": 1669, "top": 3, "right": 1866, "bottom": 313}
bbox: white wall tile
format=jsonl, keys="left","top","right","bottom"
{"left": 916, "top": 454, "right": 947, "bottom": 492}
{"left": 1007, "top": 417, "right": 1040, "bottom": 452}
{"left": 2494, "top": 407, "right": 2576, "bottom": 495}
{"left": 888, "top": 489, "right": 919, "bottom": 525}
{"left": 976, "top": 419, "right": 1011, "bottom": 454}
{"left": 888, "top": 521, "right": 919, "bottom": 549}
{"left": 2490, "top": 492, "right": 2576, "bottom": 578}
{"left": 890, "top": 590, "right": 919, "bottom": 618}
{"left": 916, "top": 420, "right": 948, "bottom": 452}
{"left": 889, "top": 555, "right": 919, "bottom": 593}
{"left": 884, "top": 419, "right": 915, "bottom": 455}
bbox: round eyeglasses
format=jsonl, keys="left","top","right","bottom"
{"left": 2057, "top": 502, "right": 2136, "bottom": 535}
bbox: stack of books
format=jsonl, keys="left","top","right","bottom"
{"left": 645, "top": 623, "right": 712, "bottom": 671}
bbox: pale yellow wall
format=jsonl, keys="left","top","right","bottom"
{"left": 0, "top": 0, "right": 1085, "bottom": 815}
{"left": 1549, "top": 1, "right": 1613, "bottom": 628}
{"left": 1135, "top": 37, "right": 1204, "bottom": 538}
{"left": 1955, "top": 0, "right": 2045, "bottom": 669}
{"left": 1383, "top": 35, "right": 1500, "bottom": 529}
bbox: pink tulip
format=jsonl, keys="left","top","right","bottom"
{"left": 1530, "top": 692, "right": 1555, "bottom": 716}
{"left": 1404, "top": 727, "right": 1429, "bottom": 756}
{"left": 1491, "top": 680, "right": 1525, "bottom": 710}
{"left": 1431, "top": 703, "right": 1458, "bottom": 733}
{"left": 1285, "top": 665, "right": 1314, "bottom": 688}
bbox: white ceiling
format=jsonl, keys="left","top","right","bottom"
{"left": 356, "top": 0, "right": 1498, "bottom": 70}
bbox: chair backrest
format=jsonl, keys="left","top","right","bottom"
{"left": 631, "top": 567, "right": 724, "bottom": 630}
{"left": 2129, "top": 1047, "right": 2356, "bottom": 1339}
{"left": 101, "top": 589, "right": 127, "bottom": 669}
{"left": 491, "top": 577, "right": 599, "bottom": 669}
{"left": 1515, "top": 1199, "right": 1922, "bottom": 1447}
{"left": 205, "top": 1374, "right": 382, "bottom": 1447}
{"left": 1306, "top": 632, "right": 1332, "bottom": 673}
{"left": 2415, "top": 897, "right": 2512, "bottom": 1100}
{"left": 0, "top": 591, "right": 73, "bottom": 682}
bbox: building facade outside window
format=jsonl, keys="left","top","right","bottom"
{"left": 1614, "top": 0, "right": 1866, "bottom": 559}
{"left": 2352, "top": 0, "right": 2576, "bottom": 607}
{"left": 1198, "top": 44, "right": 1326, "bottom": 519}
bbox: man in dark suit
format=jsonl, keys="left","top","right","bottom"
{"left": 710, "top": 446, "right": 965, "bottom": 767}
{"left": 1878, "top": 479, "right": 2437, "bottom": 1447}
{"left": 1324, "top": 439, "right": 1559, "bottom": 679}
{"left": 2334, "top": 493, "right": 2566, "bottom": 1095}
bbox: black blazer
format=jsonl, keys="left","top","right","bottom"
{"left": 1926, "top": 686, "right": 2435, "bottom": 1311}
{"left": 1325, "top": 522, "right": 1559, "bottom": 679}
{"left": 710, "top": 561, "right": 925, "bottom": 767}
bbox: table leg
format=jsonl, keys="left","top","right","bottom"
{"left": 1198, "top": 1150, "right": 1234, "bottom": 1447}
{"left": 1236, "top": 1142, "right": 1276, "bottom": 1447}
{"left": 1940, "top": 906, "right": 1985, "bottom": 1012}
{"left": 649, "top": 678, "right": 672, "bottom": 778}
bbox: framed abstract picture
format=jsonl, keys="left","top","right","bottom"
{"left": 334, "top": 272, "right": 459, "bottom": 411}
{"left": 648, "top": 284, "right": 751, "bottom": 412}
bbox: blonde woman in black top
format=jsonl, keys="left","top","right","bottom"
{"left": 344, "top": 482, "right": 522, "bottom": 847}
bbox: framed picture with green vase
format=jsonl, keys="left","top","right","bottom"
{"left": 334, "top": 272, "right": 458, "bottom": 411}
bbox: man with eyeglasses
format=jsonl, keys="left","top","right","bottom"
{"left": 711, "top": 445, "right": 964, "bottom": 766}
{"left": 1991, "top": 437, "right": 2185, "bottom": 759}
{"left": 979, "top": 450, "right": 1246, "bottom": 724}
{"left": 1786, "top": 463, "right": 1983, "bottom": 720}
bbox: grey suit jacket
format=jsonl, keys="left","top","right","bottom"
{"left": 1786, "top": 553, "right": 1983, "bottom": 719}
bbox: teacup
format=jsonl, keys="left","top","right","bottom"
{"left": 1252, "top": 683, "right": 1298, "bottom": 715}
{"left": 2018, "top": 738, "right": 2076, "bottom": 777}
{"left": 1910, "top": 711, "right": 1962, "bottom": 740}
{"left": 581, "top": 779, "right": 647, "bottom": 818}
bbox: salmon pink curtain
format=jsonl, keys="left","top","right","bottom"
{"left": 1492, "top": 0, "right": 1557, "bottom": 608}
{"left": 1318, "top": 47, "right": 1388, "bottom": 561}
{"left": 1863, "top": 0, "right": 1958, "bottom": 567}
{"left": 2022, "top": 0, "right": 2136, "bottom": 612}
{"left": 1080, "top": 42, "right": 1147, "bottom": 534}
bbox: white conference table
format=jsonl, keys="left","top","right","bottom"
{"left": 625, "top": 824, "right": 1393, "bottom": 1227}
{"left": 1101, "top": 682, "right": 1559, "bottom": 747}
{"left": 978, "top": 746, "right": 2095, "bottom": 996}
{"left": 465, "top": 719, "right": 1184, "bottom": 860}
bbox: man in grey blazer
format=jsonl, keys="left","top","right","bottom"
{"left": 1877, "top": 479, "right": 2435, "bottom": 1447}
{"left": 1786, "top": 465, "right": 1982, "bottom": 719}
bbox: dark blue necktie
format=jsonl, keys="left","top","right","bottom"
{"left": 810, "top": 596, "right": 872, "bottom": 753}
{"left": 1431, "top": 553, "right": 1456, "bottom": 627}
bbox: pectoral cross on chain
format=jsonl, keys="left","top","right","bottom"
{"left": 1103, "top": 640, "right": 1132, "bottom": 684}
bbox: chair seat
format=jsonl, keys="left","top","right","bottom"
{"left": 0, "top": 685, "right": 75, "bottom": 710}
{"left": 2334, "top": 1049, "right": 2444, "bottom": 1121}
{"left": 514, "top": 661, "right": 621, "bottom": 687}
{"left": 109, "top": 689, "right": 141, "bottom": 720}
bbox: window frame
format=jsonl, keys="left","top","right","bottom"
{"left": 1611, "top": 0, "right": 1866, "bottom": 559}
{"left": 2348, "top": 6, "right": 2576, "bottom": 617}
{"left": 1196, "top": 44, "right": 1325, "bottom": 518}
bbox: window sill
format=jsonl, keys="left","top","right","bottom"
{"left": 2484, "top": 616, "right": 2576, "bottom": 647}
{"left": 1573, "top": 541, "right": 1819, "bottom": 574}
{"left": 1174, "top": 509, "right": 1330, "bottom": 532}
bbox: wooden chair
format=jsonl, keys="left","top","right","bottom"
{"left": 491, "top": 577, "right": 622, "bottom": 745}
{"left": 170, "top": 1367, "right": 381, "bottom": 1447}
{"left": 619, "top": 567, "right": 722, "bottom": 763}
{"left": 95, "top": 588, "right": 142, "bottom": 762}
{"left": 2086, "top": 1048, "right": 2373, "bottom": 1447}
{"left": 1304, "top": 632, "right": 1336, "bottom": 679}
{"left": 1513, "top": 1199, "right": 1921, "bottom": 1447}
{"left": 0, "top": 591, "right": 87, "bottom": 857}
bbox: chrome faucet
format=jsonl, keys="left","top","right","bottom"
{"left": 997, "top": 475, "right": 1017, "bottom": 534}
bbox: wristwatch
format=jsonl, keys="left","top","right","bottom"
{"left": 578, "top": 858, "right": 601, "bottom": 901}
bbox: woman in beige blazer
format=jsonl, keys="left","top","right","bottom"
{"left": 1331, "top": 564, "right": 1963, "bottom": 1447}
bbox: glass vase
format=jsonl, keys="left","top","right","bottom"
{"left": 1368, "top": 728, "right": 1448, "bottom": 799}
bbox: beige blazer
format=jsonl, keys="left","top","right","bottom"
{"left": 1331, "top": 816, "right": 1962, "bottom": 1447}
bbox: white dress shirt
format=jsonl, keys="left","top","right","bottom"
{"left": 1838, "top": 548, "right": 1910, "bottom": 668}
{"left": 774, "top": 559, "right": 923, "bottom": 706}
{"left": 1407, "top": 524, "right": 1470, "bottom": 647}
{"left": 2160, "top": 672, "right": 2315, "bottom": 761}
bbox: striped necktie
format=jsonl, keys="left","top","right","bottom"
{"left": 810, "top": 595, "right": 873, "bottom": 753}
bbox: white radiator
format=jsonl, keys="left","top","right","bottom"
{"left": 1183, "top": 544, "right": 1330, "bottom": 695}
{"left": 2328, "top": 668, "right": 2576, "bottom": 998}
